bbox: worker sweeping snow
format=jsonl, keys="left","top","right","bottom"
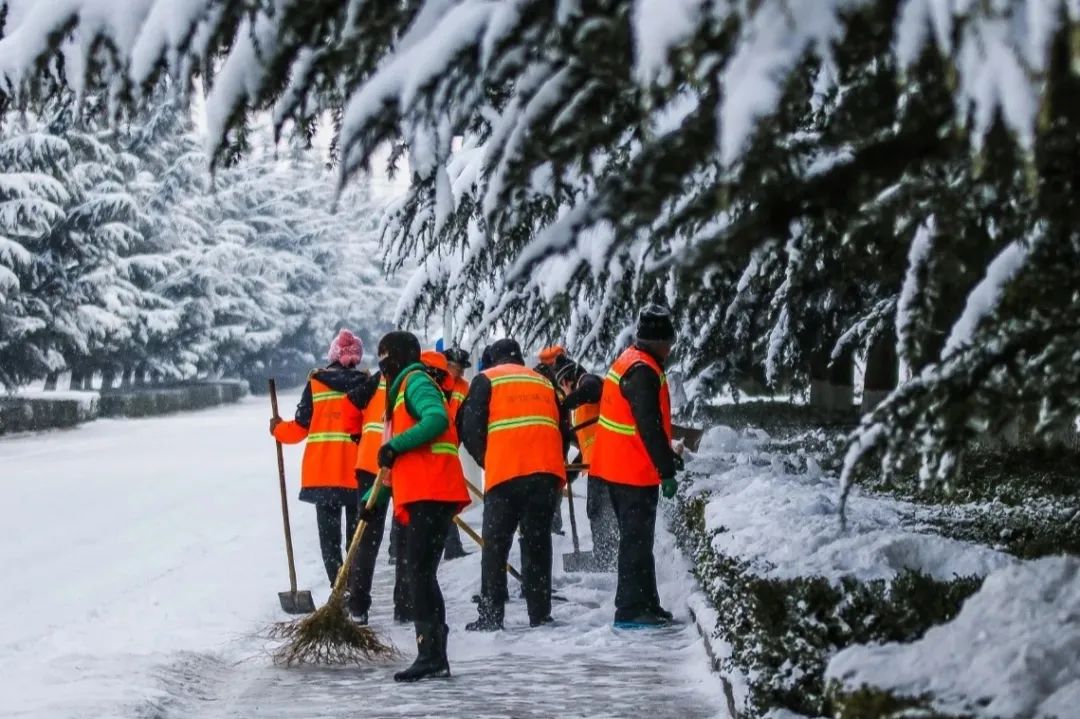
{"left": 269, "top": 329, "right": 369, "bottom": 589}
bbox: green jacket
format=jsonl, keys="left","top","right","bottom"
{"left": 386, "top": 363, "right": 450, "bottom": 454}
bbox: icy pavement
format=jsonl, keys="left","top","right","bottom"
{"left": 0, "top": 396, "right": 727, "bottom": 719}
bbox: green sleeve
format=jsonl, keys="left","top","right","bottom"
{"left": 389, "top": 372, "right": 449, "bottom": 453}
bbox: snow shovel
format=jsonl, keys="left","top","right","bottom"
{"left": 269, "top": 379, "right": 316, "bottom": 615}
{"left": 561, "top": 471, "right": 601, "bottom": 573}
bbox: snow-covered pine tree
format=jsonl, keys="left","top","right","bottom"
{"left": 0, "top": 0, "right": 1077, "bottom": 490}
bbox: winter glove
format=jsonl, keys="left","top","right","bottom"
{"left": 350, "top": 433, "right": 361, "bottom": 444}
{"left": 360, "top": 483, "right": 392, "bottom": 514}
{"left": 269, "top": 417, "right": 282, "bottom": 435}
{"left": 377, "top": 444, "right": 399, "bottom": 469}
{"left": 661, "top": 476, "right": 678, "bottom": 499}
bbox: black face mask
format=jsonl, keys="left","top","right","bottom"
{"left": 379, "top": 356, "right": 400, "bottom": 381}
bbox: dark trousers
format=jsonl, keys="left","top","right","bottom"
{"left": 348, "top": 471, "right": 402, "bottom": 615}
{"left": 481, "top": 474, "right": 559, "bottom": 620}
{"left": 404, "top": 501, "right": 456, "bottom": 628}
{"left": 315, "top": 497, "right": 360, "bottom": 587}
{"left": 586, "top": 476, "right": 619, "bottom": 569}
{"left": 606, "top": 481, "right": 661, "bottom": 619}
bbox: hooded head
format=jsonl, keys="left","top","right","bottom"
{"left": 377, "top": 331, "right": 421, "bottom": 383}
{"left": 421, "top": 349, "right": 453, "bottom": 391}
{"left": 554, "top": 357, "right": 585, "bottom": 390}
{"left": 537, "top": 345, "right": 566, "bottom": 366}
{"left": 486, "top": 338, "right": 525, "bottom": 368}
{"left": 328, "top": 329, "right": 363, "bottom": 368}
{"left": 635, "top": 304, "right": 676, "bottom": 363}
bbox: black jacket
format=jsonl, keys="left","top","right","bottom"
{"left": 291, "top": 363, "right": 370, "bottom": 429}
{"left": 345, "top": 370, "right": 382, "bottom": 412}
{"left": 618, "top": 345, "right": 680, "bottom": 479}
{"left": 457, "top": 359, "right": 571, "bottom": 467}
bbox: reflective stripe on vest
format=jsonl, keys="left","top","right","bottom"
{"left": 388, "top": 370, "right": 470, "bottom": 522}
{"left": 481, "top": 364, "right": 566, "bottom": 491}
{"left": 590, "top": 347, "right": 672, "bottom": 487}
{"left": 299, "top": 376, "right": 363, "bottom": 491}
{"left": 573, "top": 401, "right": 600, "bottom": 465}
{"left": 355, "top": 377, "right": 387, "bottom": 474}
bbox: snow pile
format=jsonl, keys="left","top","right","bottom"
{"left": 827, "top": 556, "right": 1080, "bottom": 718}
{"left": 12, "top": 388, "right": 100, "bottom": 411}
{"left": 687, "top": 427, "right": 1013, "bottom": 584}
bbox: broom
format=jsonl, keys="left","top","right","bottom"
{"left": 269, "top": 468, "right": 397, "bottom": 665}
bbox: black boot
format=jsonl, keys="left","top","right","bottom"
{"left": 394, "top": 622, "right": 450, "bottom": 682}
{"left": 465, "top": 598, "right": 504, "bottom": 632}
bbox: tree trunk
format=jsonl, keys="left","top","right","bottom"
{"left": 44, "top": 372, "right": 59, "bottom": 391}
{"left": 69, "top": 370, "right": 83, "bottom": 391}
{"left": 809, "top": 350, "right": 831, "bottom": 412}
{"left": 862, "top": 335, "right": 898, "bottom": 414}
{"left": 82, "top": 373, "right": 94, "bottom": 391}
{"left": 135, "top": 365, "right": 147, "bottom": 387}
{"left": 828, "top": 347, "right": 855, "bottom": 416}
{"left": 100, "top": 368, "right": 116, "bottom": 391}
{"left": 121, "top": 367, "right": 133, "bottom": 388}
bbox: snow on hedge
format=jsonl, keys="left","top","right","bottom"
{"left": 687, "top": 426, "right": 1014, "bottom": 584}
{"left": 827, "top": 555, "right": 1080, "bottom": 718}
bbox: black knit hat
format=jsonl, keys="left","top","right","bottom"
{"left": 442, "top": 347, "right": 472, "bottom": 369}
{"left": 554, "top": 357, "right": 585, "bottom": 386}
{"left": 377, "top": 331, "right": 421, "bottom": 381}
{"left": 636, "top": 304, "right": 676, "bottom": 343}
{"left": 487, "top": 338, "right": 525, "bottom": 367}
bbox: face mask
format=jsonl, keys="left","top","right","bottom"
{"left": 379, "top": 356, "right": 398, "bottom": 380}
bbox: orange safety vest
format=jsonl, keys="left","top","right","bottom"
{"left": 388, "top": 370, "right": 470, "bottom": 522}
{"left": 590, "top": 347, "right": 672, "bottom": 487}
{"left": 273, "top": 377, "right": 363, "bottom": 491}
{"left": 448, "top": 376, "right": 469, "bottom": 423}
{"left": 481, "top": 364, "right": 566, "bottom": 491}
{"left": 354, "top": 376, "right": 387, "bottom": 475}
{"left": 572, "top": 402, "right": 600, "bottom": 465}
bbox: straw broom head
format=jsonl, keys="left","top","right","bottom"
{"left": 269, "top": 593, "right": 397, "bottom": 666}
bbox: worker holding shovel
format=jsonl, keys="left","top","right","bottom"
{"left": 376, "top": 331, "right": 471, "bottom": 683}
{"left": 270, "top": 329, "right": 368, "bottom": 589}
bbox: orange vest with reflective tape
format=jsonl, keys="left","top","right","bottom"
{"left": 590, "top": 347, "right": 672, "bottom": 487}
{"left": 572, "top": 402, "right": 600, "bottom": 465}
{"left": 274, "top": 377, "right": 363, "bottom": 491}
{"left": 389, "top": 371, "right": 470, "bottom": 519}
{"left": 448, "top": 376, "right": 469, "bottom": 424}
{"left": 355, "top": 377, "right": 387, "bottom": 475}
{"left": 481, "top": 364, "right": 566, "bottom": 491}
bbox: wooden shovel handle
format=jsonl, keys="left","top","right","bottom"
{"left": 454, "top": 515, "right": 524, "bottom": 583}
{"left": 269, "top": 379, "right": 299, "bottom": 594}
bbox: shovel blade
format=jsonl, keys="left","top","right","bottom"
{"left": 278, "top": 589, "right": 316, "bottom": 614}
{"left": 562, "top": 550, "right": 608, "bottom": 573}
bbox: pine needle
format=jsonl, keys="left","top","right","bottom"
{"left": 269, "top": 595, "right": 398, "bottom": 666}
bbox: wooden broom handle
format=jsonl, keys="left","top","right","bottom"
{"left": 269, "top": 379, "right": 299, "bottom": 594}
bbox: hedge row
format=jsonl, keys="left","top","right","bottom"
{"left": 671, "top": 493, "right": 982, "bottom": 718}
{"left": 0, "top": 381, "right": 248, "bottom": 435}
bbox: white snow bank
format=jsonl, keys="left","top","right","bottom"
{"left": 827, "top": 556, "right": 1080, "bottom": 718}
{"left": 687, "top": 427, "right": 1013, "bottom": 584}
{"left": 11, "top": 388, "right": 100, "bottom": 410}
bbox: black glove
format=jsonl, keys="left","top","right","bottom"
{"left": 358, "top": 504, "right": 378, "bottom": 523}
{"left": 350, "top": 433, "right": 361, "bottom": 443}
{"left": 377, "top": 444, "right": 398, "bottom": 469}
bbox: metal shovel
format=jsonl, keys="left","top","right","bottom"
{"left": 269, "top": 379, "right": 316, "bottom": 614}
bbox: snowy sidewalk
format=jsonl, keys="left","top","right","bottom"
{"left": 0, "top": 396, "right": 726, "bottom": 719}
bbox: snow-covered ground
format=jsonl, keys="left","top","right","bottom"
{"left": 0, "top": 396, "right": 727, "bottom": 719}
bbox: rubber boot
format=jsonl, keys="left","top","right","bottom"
{"left": 465, "top": 598, "right": 504, "bottom": 631}
{"left": 394, "top": 621, "right": 450, "bottom": 682}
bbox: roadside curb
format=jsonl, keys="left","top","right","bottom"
{"left": 687, "top": 593, "right": 741, "bottom": 719}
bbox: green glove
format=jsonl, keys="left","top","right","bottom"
{"left": 361, "top": 483, "right": 391, "bottom": 509}
{"left": 661, "top": 477, "right": 678, "bottom": 499}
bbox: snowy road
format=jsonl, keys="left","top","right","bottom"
{"left": 0, "top": 397, "right": 727, "bottom": 719}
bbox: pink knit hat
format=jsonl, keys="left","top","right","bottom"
{"left": 328, "top": 329, "right": 363, "bottom": 367}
